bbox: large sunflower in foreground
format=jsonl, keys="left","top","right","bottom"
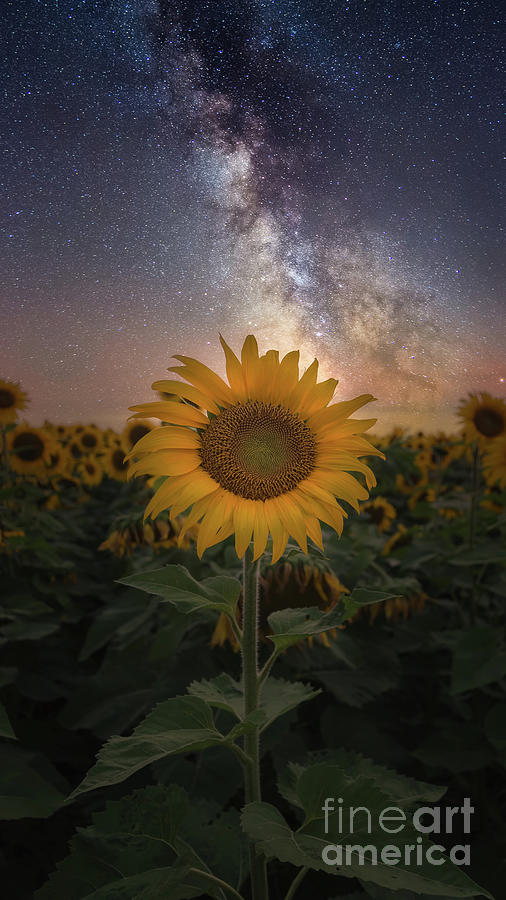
{"left": 127, "top": 335, "right": 383, "bottom": 562}
{"left": 0, "top": 379, "right": 28, "bottom": 425}
{"left": 458, "top": 392, "right": 506, "bottom": 444}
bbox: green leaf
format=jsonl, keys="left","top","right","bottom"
{"left": 450, "top": 626, "right": 506, "bottom": 694}
{"left": 188, "top": 674, "right": 319, "bottom": 730}
{"left": 0, "top": 701, "right": 16, "bottom": 739}
{"left": 0, "top": 745, "right": 67, "bottom": 819}
{"left": 449, "top": 545, "right": 506, "bottom": 566}
{"left": 67, "top": 696, "right": 230, "bottom": 800}
{"left": 37, "top": 785, "right": 245, "bottom": 900}
{"left": 118, "top": 565, "right": 241, "bottom": 616}
{"left": 242, "top": 762, "right": 492, "bottom": 897}
{"left": 485, "top": 702, "right": 506, "bottom": 755}
{"left": 267, "top": 592, "right": 398, "bottom": 651}
{"left": 278, "top": 749, "right": 445, "bottom": 810}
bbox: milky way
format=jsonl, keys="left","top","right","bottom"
{"left": 1, "top": 0, "right": 504, "bottom": 432}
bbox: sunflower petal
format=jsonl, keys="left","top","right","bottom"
{"left": 129, "top": 401, "right": 208, "bottom": 427}
{"left": 233, "top": 499, "right": 256, "bottom": 558}
{"left": 264, "top": 500, "right": 289, "bottom": 564}
{"left": 151, "top": 380, "right": 220, "bottom": 413}
{"left": 219, "top": 335, "right": 247, "bottom": 400}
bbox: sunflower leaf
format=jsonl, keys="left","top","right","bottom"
{"left": 67, "top": 696, "right": 233, "bottom": 800}
{"left": 267, "top": 592, "right": 397, "bottom": 651}
{"left": 117, "top": 565, "right": 241, "bottom": 616}
{"left": 241, "top": 762, "right": 493, "bottom": 897}
{"left": 188, "top": 674, "right": 319, "bottom": 729}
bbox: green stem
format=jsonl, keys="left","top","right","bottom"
{"left": 284, "top": 866, "right": 309, "bottom": 900}
{"left": 241, "top": 543, "right": 269, "bottom": 900}
{"left": 469, "top": 443, "right": 479, "bottom": 551}
{"left": 258, "top": 648, "right": 280, "bottom": 691}
{"left": 469, "top": 443, "right": 480, "bottom": 624}
{"left": 188, "top": 867, "right": 245, "bottom": 900}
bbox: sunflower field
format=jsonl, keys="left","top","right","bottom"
{"left": 1, "top": 350, "right": 506, "bottom": 900}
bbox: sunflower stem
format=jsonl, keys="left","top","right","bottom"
{"left": 469, "top": 443, "right": 480, "bottom": 624}
{"left": 241, "top": 543, "right": 269, "bottom": 900}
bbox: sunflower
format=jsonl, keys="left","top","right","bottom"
{"left": 127, "top": 335, "right": 383, "bottom": 562}
{"left": 77, "top": 425, "right": 103, "bottom": 454}
{"left": 361, "top": 591, "right": 427, "bottom": 624}
{"left": 103, "top": 445, "right": 129, "bottom": 481}
{"left": 77, "top": 456, "right": 103, "bottom": 487}
{"left": 44, "top": 445, "right": 70, "bottom": 479}
{"left": 0, "top": 379, "right": 28, "bottom": 425}
{"left": 121, "top": 419, "right": 155, "bottom": 454}
{"left": 459, "top": 392, "right": 506, "bottom": 444}
{"left": 7, "top": 425, "right": 54, "bottom": 475}
{"left": 211, "top": 558, "right": 349, "bottom": 650}
{"left": 482, "top": 436, "right": 506, "bottom": 490}
{"left": 361, "top": 496, "right": 396, "bottom": 532}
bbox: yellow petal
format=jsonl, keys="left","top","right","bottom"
{"left": 129, "top": 450, "right": 201, "bottom": 479}
{"left": 270, "top": 493, "right": 308, "bottom": 554}
{"left": 219, "top": 335, "right": 247, "bottom": 400}
{"left": 276, "top": 350, "right": 300, "bottom": 403}
{"left": 177, "top": 494, "right": 214, "bottom": 545}
{"left": 143, "top": 475, "right": 189, "bottom": 521}
{"left": 169, "top": 471, "right": 221, "bottom": 518}
{"left": 264, "top": 500, "right": 289, "bottom": 564}
{"left": 308, "top": 395, "right": 376, "bottom": 432}
{"left": 252, "top": 501, "right": 269, "bottom": 560}
{"left": 125, "top": 426, "right": 201, "bottom": 459}
{"left": 298, "top": 378, "right": 338, "bottom": 417}
{"left": 197, "top": 491, "right": 230, "bottom": 557}
{"left": 233, "top": 499, "right": 256, "bottom": 558}
{"left": 293, "top": 487, "right": 345, "bottom": 535}
{"left": 316, "top": 417, "right": 378, "bottom": 439}
{"left": 170, "top": 356, "right": 234, "bottom": 406}
{"left": 241, "top": 335, "right": 261, "bottom": 398}
{"left": 310, "top": 470, "right": 369, "bottom": 509}
{"left": 305, "top": 514, "right": 324, "bottom": 550}
{"left": 287, "top": 359, "right": 319, "bottom": 411}
{"left": 129, "top": 401, "right": 208, "bottom": 427}
{"left": 151, "top": 380, "right": 220, "bottom": 413}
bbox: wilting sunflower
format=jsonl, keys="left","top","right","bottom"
{"left": 103, "top": 445, "right": 129, "bottom": 481}
{"left": 212, "top": 558, "right": 349, "bottom": 650}
{"left": 0, "top": 379, "right": 28, "bottom": 425}
{"left": 483, "top": 436, "right": 506, "bottom": 490}
{"left": 127, "top": 335, "right": 382, "bottom": 562}
{"left": 361, "top": 496, "right": 396, "bottom": 532}
{"left": 8, "top": 425, "right": 54, "bottom": 475}
{"left": 459, "top": 392, "right": 506, "bottom": 444}
{"left": 121, "top": 419, "right": 155, "bottom": 454}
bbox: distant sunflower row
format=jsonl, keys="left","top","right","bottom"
{"left": 1, "top": 377, "right": 505, "bottom": 492}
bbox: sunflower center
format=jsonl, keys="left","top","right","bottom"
{"left": 0, "top": 389, "right": 15, "bottom": 409}
{"left": 112, "top": 448, "right": 126, "bottom": 471}
{"left": 12, "top": 432, "right": 44, "bottom": 462}
{"left": 199, "top": 400, "right": 316, "bottom": 500}
{"left": 129, "top": 424, "right": 150, "bottom": 444}
{"left": 473, "top": 407, "right": 504, "bottom": 438}
{"left": 81, "top": 432, "right": 98, "bottom": 448}
{"left": 368, "top": 505, "right": 386, "bottom": 525}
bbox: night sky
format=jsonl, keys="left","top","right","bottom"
{"left": 2, "top": 0, "right": 504, "bottom": 433}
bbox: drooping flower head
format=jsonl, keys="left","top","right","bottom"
{"left": 127, "top": 335, "right": 383, "bottom": 562}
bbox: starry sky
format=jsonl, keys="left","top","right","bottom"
{"left": 1, "top": 0, "right": 504, "bottom": 433}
